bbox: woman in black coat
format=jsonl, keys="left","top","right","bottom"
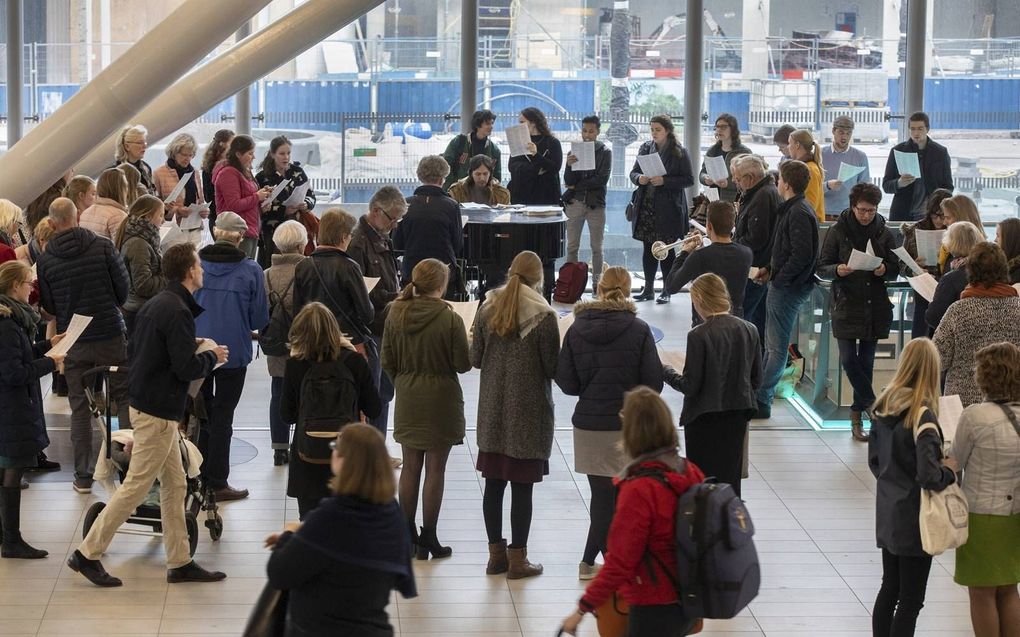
{"left": 255, "top": 135, "right": 317, "bottom": 269}
{"left": 266, "top": 423, "right": 416, "bottom": 637}
{"left": 629, "top": 114, "right": 695, "bottom": 304}
{"left": 816, "top": 183, "right": 898, "bottom": 442}
{"left": 699, "top": 113, "right": 752, "bottom": 203}
{"left": 281, "top": 303, "right": 380, "bottom": 520}
{"left": 0, "top": 261, "right": 65, "bottom": 559}
{"left": 507, "top": 107, "right": 563, "bottom": 205}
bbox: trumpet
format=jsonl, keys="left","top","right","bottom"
{"left": 650, "top": 239, "right": 683, "bottom": 261}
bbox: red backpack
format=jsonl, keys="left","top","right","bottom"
{"left": 553, "top": 261, "right": 589, "bottom": 303}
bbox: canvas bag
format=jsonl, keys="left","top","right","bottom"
{"left": 914, "top": 421, "right": 969, "bottom": 556}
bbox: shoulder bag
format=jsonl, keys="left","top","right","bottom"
{"left": 914, "top": 421, "right": 969, "bottom": 556}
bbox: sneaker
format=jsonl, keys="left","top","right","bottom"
{"left": 212, "top": 485, "right": 249, "bottom": 502}
{"left": 578, "top": 561, "right": 602, "bottom": 580}
{"left": 390, "top": 456, "right": 403, "bottom": 469}
{"left": 73, "top": 478, "right": 93, "bottom": 494}
{"left": 167, "top": 560, "right": 227, "bottom": 583}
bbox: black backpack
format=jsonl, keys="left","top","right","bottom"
{"left": 258, "top": 278, "right": 294, "bottom": 357}
{"left": 294, "top": 360, "right": 360, "bottom": 464}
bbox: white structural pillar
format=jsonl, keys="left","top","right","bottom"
{"left": 903, "top": 0, "right": 928, "bottom": 132}
{"left": 881, "top": 0, "right": 901, "bottom": 78}
{"left": 77, "top": 0, "right": 388, "bottom": 177}
{"left": 6, "top": 0, "right": 24, "bottom": 147}
{"left": 0, "top": 0, "right": 271, "bottom": 207}
{"left": 685, "top": 0, "right": 704, "bottom": 205}
{"left": 460, "top": 0, "right": 478, "bottom": 133}
{"left": 741, "top": 0, "right": 769, "bottom": 80}
{"left": 234, "top": 19, "right": 253, "bottom": 136}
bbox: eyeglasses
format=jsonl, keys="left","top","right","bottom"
{"left": 714, "top": 124, "right": 730, "bottom": 129}
{"left": 329, "top": 438, "right": 339, "bottom": 451}
{"left": 854, "top": 205, "right": 879, "bottom": 215}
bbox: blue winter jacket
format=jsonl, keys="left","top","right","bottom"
{"left": 194, "top": 241, "right": 269, "bottom": 369}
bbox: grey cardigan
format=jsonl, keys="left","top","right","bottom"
{"left": 952, "top": 402, "right": 1020, "bottom": 516}
{"left": 263, "top": 252, "right": 305, "bottom": 377}
{"left": 663, "top": 313, "right": 761, "bottom": 426}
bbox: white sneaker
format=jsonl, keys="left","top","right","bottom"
{"left": 390, "top": 456, "right": 403, "bottom": 469}
{"left": 578, "top": 561, "right": 602, "bottom": 580}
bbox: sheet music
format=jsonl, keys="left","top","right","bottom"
{"left": 847, "top": 249, "right": 883, "bottom": 271}
{"left": 689, "top": 218, "right": 708, "bottom": 235}
{"left": 47, "top": 314, "right": 93, "bottom": 358}
{"left": 557, "top": 311, "right": 576, "bottom": 345}
{"left": 894, "top": 150, "right": 921, "bottom": 177}
{"left": 938, "top": 395, "right": 964, "bottom": 445}
{"left": 866, "top": 240, "right": 876, "bottom": 256}
{"left": 446, "top": 301, "right": 480, "bottom": 340}
{"left": 364, "top": 277, "right": 380, "bottom": 293}
{"left": 915, "top": 229, "right": 944, "bottom": 265}
{"left": 159, "top": 223, "right": 189, "bottom": 253}
{"left": 837, "top": 162, "right": 866, "bottom": 183}
{"left": 658, "top": 349, "right": 687, "bottom": 371}
{"left": 162, "top": 172, "right": 193, "bottom": 204}
{"left": 178, "top": 203, "right": 208, "bottom": 231}
{"left": 705, "top": 187, "right": 720, "bottom": 202}
{"left": 748, "top": 266, "right": 760, "bottom": 281}
{"left": 636, "top": 153, "right": 667, "bottom": 178}
{"left": 268, "top": 179, "right": 292, "bottom": 203}
{"left": 283, "top": 182, "right": 311, "bottom": 207}
{"left": 505, "top": 124, "right": 531, "bottom": 158}
{"left": 908, "top": 272, "right": 938, "bottom": 302}
{"left": 493, "top": 213, "right": 513, "bottom": 222}
{"left": 703, "top": 155, "right": 729, "bottom": 182}
{"left": 570, "top": 141, "right": 596, "bottom": 171}
{"left": 188, "top": 338, "right": 226, "bottom": 397}
{"left": 461, "top": 215, "right": 470, "bottom": 227}
{"left": 893, "top": 246, "right": 924, "bottom": 276}
{"left": 459, "top": 202, "right": 490, "bottom": 210}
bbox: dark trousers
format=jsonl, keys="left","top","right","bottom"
{"left": 269, "top": 376, "right": 288, "bottom": 448}
{"left": 910, "top": 293, "right": 932, "bottom": 339}
{"left": 198, "top": 366, "right": 248, "bottom": 488}
{"left": 368, "top": 335, "right": 393, "bottom": 438}
{"left": 743, "top": 280, "right": 768, "bottom": 355}
{"left": 627, "top": 603, "right": 696, "bottom": 637}
{"left": 836, "top": 338, "right": 878, "bottom": 412}
{"left": 297, "top": 497, "right": 320, "bottom": 521}
{"left": 641, "top": 241, "right": 675, "bottom": 295}
{"left": 123, "top": 310, "right": 137, "bottom": 339}
{"left": 684, "top": 410, "right": 749, "bottom": 498}
{"left": 873, "top": 549, "right": 933, "bottom": 637}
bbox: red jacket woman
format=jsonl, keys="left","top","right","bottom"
{"left": 213, "top": 135, "right": 271, "bottom": 259}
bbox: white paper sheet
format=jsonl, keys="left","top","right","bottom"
{"left": 188, "top": 339, "right": 227, "bottom": 397}
{"left": 268, "top": 179, "right": 292, "bottom": 203}
{"left": 505, "top": 124, "right": 531, "bottom": 158}
{"left": 493, "top": 213, "right": 513, "bottom": 222}
{"left": 894, "top": 150, "right": 921, "bottom": 177}
{"left": 159, "top": 224, "right": 173, "bottom": 241}
{"left": 636, "top": 153, "right": 667, "bottom": 178}
{"left": 162, "top": 172, "right": 193, "bottom": 205}
{"left": 705, "top": 187, "right": 720, "bottom": 202}
{"left": 48, "top": 314, "right": 93, "bottom": 358}
{"left": 847, "top": 249, "right": 883, "bottom": 271}
{"left": 363, "top": 277, "right": 380, "bottom": 293}
{"left": 461, "top": 215, "right": 470, "bottom": 227}
{"left": 460, "top": 202, "right": 490, "bottom": 210}
{"left": 703, "top": 155, "right": 729, "bottom": 182}
{"left": 837, "top": 162, "right": 866, "bottom": 183}
{"left": 866, "top": 239, "right": 876, "bottom": 256}
{"left": 658, "top": 349, "right": 687, "bottom": 371}
{"left": 748, "top": 266, "right": 760, "bottom": 281}
{"left": 893, "top": 246, "right": 925, "bottom": 276}
{"left": 30, "top": 262, "right": 37, "bottom": 280}
{"left": 557, "top": 311, "right": 576, "bottom": 345}
{"left": 446, "top": 301, "right": 480, "bottom": 339}
{"left": 570, "top": 141, "right": 596, "bottom": 171}
{"left": 283, "top": 181, "right": 311, "bottom": 207}
{"left": 907, "top": 272, "right": 938, "bottom": 302}
{"left": 915, "top": 229, "right": 945, "bottom": 265}
{"left": 689, "top": 218, "right": 709, "bottom": 235}
{"left": 178, "top": 203, "right": 209, "bottom": 231}
{"left": 159, "top": 223, "right": 189, "bottom": 253}
{"left": 938, "top": 395, "right": 964, "bottom": 444}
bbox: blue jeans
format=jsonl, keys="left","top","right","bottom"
{"left": 756, "top": 284, "right": 812, "bottom": 406}
{"left": 269, "top": 376, "right": 289, "bottom": 449}
{"left": 837, "top": 339, "right": 878, "bottom": 412}
{"left": 742, "top": 279, "right": 768, "bottom": 355}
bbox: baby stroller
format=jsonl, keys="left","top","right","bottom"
{"left": 79, "top": 366, "right": 223, "bottom": 556}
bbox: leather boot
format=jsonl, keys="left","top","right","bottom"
{"left": 406, "top": 519, "right": 419, "bottom": 553}
{"left": 506, "top": 546, "right": 543, "bottom": 580}
{"left": 0, "top": 487, "right": 47, "bottom": 559}
{"left": 486, "top": 539, "right": 509, "bottom": 575}
{"left": 416, "top": 526, "right": 452, "bottom": 560}
{"left": 850, "top": 410, "right": 869, "bottom": 442}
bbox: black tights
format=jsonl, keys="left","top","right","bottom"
{"left": 641, "top": 241, "right": 675, "bottom": 295}
{"left": 1, "top": 468, "right": 23, "bottom": 489}
{"left": 481, "top": 479, "right": 534, "bottom": 548}
{"left": 398, "top": 445, "right": 451, "bottom": 529}
{"left": 583, "top": 475, "right": 616, "bottom": 565}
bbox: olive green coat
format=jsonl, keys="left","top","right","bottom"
{"left": 382, "top": 296, "right": 471, "bottom": 449}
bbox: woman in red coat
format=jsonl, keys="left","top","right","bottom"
{"left": 213, "top": 134, "right": 272, "bottom": 260}
{"left": 560, "top": 386, "right": 705, "bottom": 637}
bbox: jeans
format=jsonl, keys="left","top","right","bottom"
{"left": 742, "top": 279, "right": 768, "bottom": 355}
{"left": 627, "top": 603, "right": 696, "bottom": 637}
{"left": 269, "top": 376, "right": 288, "bottom": 449}
{"left": 64, "top": 335, "right": 131, "bottom": 480}
{"left": 837, "top": 338, "right": 878, "bottom": 412}
{"left": 198, "top": 366, "right": 248, "bottom": 488}
{"left": 756, "top": 284, "right": 812, "bottom": 406}
{"left": 368, "top": 335, "right": 394, "bottom": 438}
{"left": 873, "top": 549, "right": 933, "bottom": 637}
{"left": 564, "top": 200, "right": 606, "bottom": 284}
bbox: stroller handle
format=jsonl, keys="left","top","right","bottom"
{"left": 80, "top": 366, "right": 130, "bottom": 460}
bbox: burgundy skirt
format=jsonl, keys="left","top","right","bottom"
{"left": 476, "top": 451, "right": 549, "bottom": 483}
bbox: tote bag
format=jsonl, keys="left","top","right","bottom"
{"left": 914, "top": 422, "right": 969, "bottom": 556}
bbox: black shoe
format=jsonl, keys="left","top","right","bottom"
{"left": 633, "top": 287, "right": 655, "bottom": 302}
{"left": 273, "top": 450, "right": 289, "bottom": 466}
{"left": 19, "top": 479, "right": 28, "bottom": 490}
{"left": 212, "top": 485, "right": 249, "bottom": 502}
{"left": 656, "top": 292, "right": 671, "bottom": 304}
{"left": 754, "top": 401, "right": 771, "bottom": 420}
{"left": 167, "top": 560, "right": 227, "bottom": 583}
{"left": 415, "top": 526, "right": 452, "bottom": 560}
{"left": 67, "top": 550, "right": 122, "bottom": 587}
{"left": 25, "top": 452, "right": 60, "bottom": 473}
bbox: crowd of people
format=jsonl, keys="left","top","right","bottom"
{"left": 0, "top": 109, "right": 1016, "bottom": 637}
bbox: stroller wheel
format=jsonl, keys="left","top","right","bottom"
{"left": 185, "top": 511, "right": 199, "bottom": 556}
{"left": 207, "top": 514, "right": 224, "bottom": 541}
{"left": 83, "top": 502, "right": 106, "bottom": 540}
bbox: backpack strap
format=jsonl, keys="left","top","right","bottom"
{"left": 997, "top": 402, "right": 1020, "bottom": 439}
{"left": 311, "top": 259, "right": 371, "bottom": 342}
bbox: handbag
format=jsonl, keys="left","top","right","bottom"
{"left": 241, "top": 582, "right": 288, "bottom": 637}
{"left": 914, "top": 421, "right": 969, "bottom": 556}
{"left": 624, "top": 188, "right": 641, "bottom": 222}
{"left": 297, "top": 210, "right": 319, "bottom": 256}
{"left": 998, "top": 402, "right": 1020, "bottom": 438}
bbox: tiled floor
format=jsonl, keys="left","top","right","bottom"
{"left": 7, "top": 297, "right": 975, "bottom": 636}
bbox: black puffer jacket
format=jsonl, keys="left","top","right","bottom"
{"left": 293, "top": 248, "right": 375, "bottom": 345}
{"left": 0, "top": 306, "right": 54, "bottom": 459}
{"left": 38, "top": 227, "right": 129, "bottom": 341}
{"left": 816, "top": 209, "right": 898, "bottom": 340}
{"left": 555, "top": 298, "right": 663, "bottom": 431}
{"left": 734, "top": 175, "right": 782, "bottom": 268}
{"left": 767, "top": 195, "right": 819, "bottom": 291}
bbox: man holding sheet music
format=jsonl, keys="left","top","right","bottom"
{"left": 562, "top": 115, "right": 611, "bottom": 287}
{"left": 821, "top": 116, "right": 871, "bottom": 215}
{"left": 882, "top": 111, "right": 954, "bottom": 222}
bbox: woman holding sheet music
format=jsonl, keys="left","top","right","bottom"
{"left": 816, "top": 183, "right": 897, "bottom": 442}
{"left": 507, "top": 107, "right": 563, "bottom": 206}
{"left": 629, "top": 114, "right": 694, "bottom": 304}
{"left": 900, "top": 189, "right": 951, "bottom": 339}
{"left": 699, "top": 113, "right": 751, "bottom": 203}
{"left": 153, "top": 133, "right": 207, "bottom": 247}
{"left": 255, "top": 135, "right": 317, "bottom": 269}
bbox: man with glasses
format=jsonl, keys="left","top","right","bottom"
{"left": 822, "top": 116, "right": 871, "bottom": 216}
{"left": 882, "top": 111, "right": 954, "bottom": 222}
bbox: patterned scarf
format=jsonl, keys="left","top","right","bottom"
{"left": 121, "top": 213, "right": 161, "bottom": 254}
{"left": 0, "top": 293, "right": 41, "bottom": 341}
{"left": 960, "top": 283, "right": 1019, "bottom": 299}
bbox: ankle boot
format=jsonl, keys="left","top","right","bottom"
{"left": 273, "top": 450, "right": 289, "bottom": 466}
{"left": 506, "top": 546, "right": 543, "bottom": 579}
{"left": 850, "top": 410, "right": 869, "bottom": 442}
{"left": 416, "top": 526, "right": 452, "bottom": 560}
{"left": 486, "top": 539, "right": 509, "bottom": 575}
{"left": 0, "top": 487, "right": 47, "bottom": 559}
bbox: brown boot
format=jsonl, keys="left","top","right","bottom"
{"left": 506, "top": 546, "right": 543, "bottom": 580}
{"left": 486, "top": 540, "right": 508, "bottom": 575}
{"left": 850, "top": 410, "right": 869, "bottom": 442}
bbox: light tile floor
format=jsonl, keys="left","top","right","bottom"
{"left": 7, "top": 297, "right": 975, "bottom": 636}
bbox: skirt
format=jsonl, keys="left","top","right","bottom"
{"left": 476, "top": 451, "right": 548, "bottom": 483}
{"left": 573, "top": 428, "right": 627, "bottom": 477}
{"left": 954, "top": 512, "right": 1020, "bottom": 587}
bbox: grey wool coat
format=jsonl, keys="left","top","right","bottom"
{"left": 470, "top": 306, "right": 559, "bottom": 461}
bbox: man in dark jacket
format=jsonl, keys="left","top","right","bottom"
{"left": 69, "top": 243, "right": 228, "bottom": 587}
{"left": 753, "top": 161, "right": 819, "bottom": 417}
{"left": 563, "top": 115, "right": 612, "bottom": 286}
{"left": 37, "top": 198, "right": 130, "bottom": 494}
{"left": 882, "top": 111, "right": 954, "bottom": 222}
{"left": 732, "top": 155, "right": 782, "bottom": 346}
{"left": 347, "top": 187, "right": 407, "bottom": 439}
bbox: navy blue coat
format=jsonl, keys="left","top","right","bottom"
{"left": 555, "top": 298, "right": 663, "bottom": 431}
{"left": 629, "top": 140, "right": 695, "bottom": 240}
{"left": 0, "top": 309, "right": 54, "bottom": 459}
{"left": 392, "top": 185, "right": 463, "bottom": 281}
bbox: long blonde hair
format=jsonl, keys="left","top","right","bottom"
{"left": 872, "top": 338, "right": 941, "bottom": 429}
{"left": 288, "top": 302, "right": 356, "bottom": 361}
{"left": 488, "top": 250, "right": 543, "bottom": 337}
{"left": 690, "top": 273, "right": 731, "bottom": 316}
{"left": 789, "top": 129, "right": 822, "bottom": 166}
{"left": 597, "top": 266, "right": 631, "bottom": 303}
{"left": 394, "top": 258, "right": 448, "bottom": 302}
{"left": 115, "top": 195, "right": 164, "bottom": 249}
